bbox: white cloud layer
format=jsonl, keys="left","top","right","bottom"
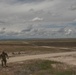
{"left": 0, "top": 0, "right": 76, "bottom": 39}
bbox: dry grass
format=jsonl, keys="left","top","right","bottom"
{"left": 0, "top": 39, "right": 76, "bottom": 55}
{"left": 0, "top": 59, "right": 76, "bottom": 75}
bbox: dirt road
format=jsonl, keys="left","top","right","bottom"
{"left": 0, "top": 51, "right": 76, "bottom": 65}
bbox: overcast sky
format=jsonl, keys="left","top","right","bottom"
{"left": 0, "top": 0, "right": 76, "bottom": 39}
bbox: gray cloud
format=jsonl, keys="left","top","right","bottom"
{"left": 16, "top": 0, "right": 45, "bottom": 4}
{"left": 0, "top": 27, "right": 6, "bottom": 34}
{"left": 6, "top": 31, "right": 19, "bottom": 36}
{"left": 0, "top": 0, "right": 76, "bottom": 39}
{"left": 21, "top": 25, "right": 33, "bottom": 33}
{"left": 70, "top": 5, "right": 76, "bottom": 11}
{"left": 0, "top": 23, "right": 76, "bottom": 38}
{"left": 0, "top": 20, "right": 5, "bottom": 24}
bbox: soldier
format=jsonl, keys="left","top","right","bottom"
{"left": 0, "top": 51, "right": 9, "bottom": 67}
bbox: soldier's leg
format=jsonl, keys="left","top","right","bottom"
{"left": 1, "top": 60, "right": 4, "bottom": 67}
{"left": 4, "top": 60, "right": 7, "bottom": 67}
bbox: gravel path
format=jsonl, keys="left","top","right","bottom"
{"left": 0, "top": 51, "right": 74, "bottom": 66}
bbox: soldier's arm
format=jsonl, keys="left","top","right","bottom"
{"left": 0, "top": 54, "right": 2, "bottom": 59}
{"left": 6, "top": 53, "right": 9, "bottom": 59}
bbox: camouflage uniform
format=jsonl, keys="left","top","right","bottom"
{"left": 0, "top": 51, "right": 8, "bottom": 67}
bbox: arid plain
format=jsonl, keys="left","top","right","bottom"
{"left": 0, "top": 39, "right": 76, "bottom": 75}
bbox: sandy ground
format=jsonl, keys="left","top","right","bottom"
{"left": 0, "top": 51, "right": 76, "bottom": 66}
{"left": 41, "top": 46, "right": 76, "bottom": 50}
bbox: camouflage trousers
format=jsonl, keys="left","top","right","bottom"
{"left": 1, "top": 59, "right": 7, "bottom": 67}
